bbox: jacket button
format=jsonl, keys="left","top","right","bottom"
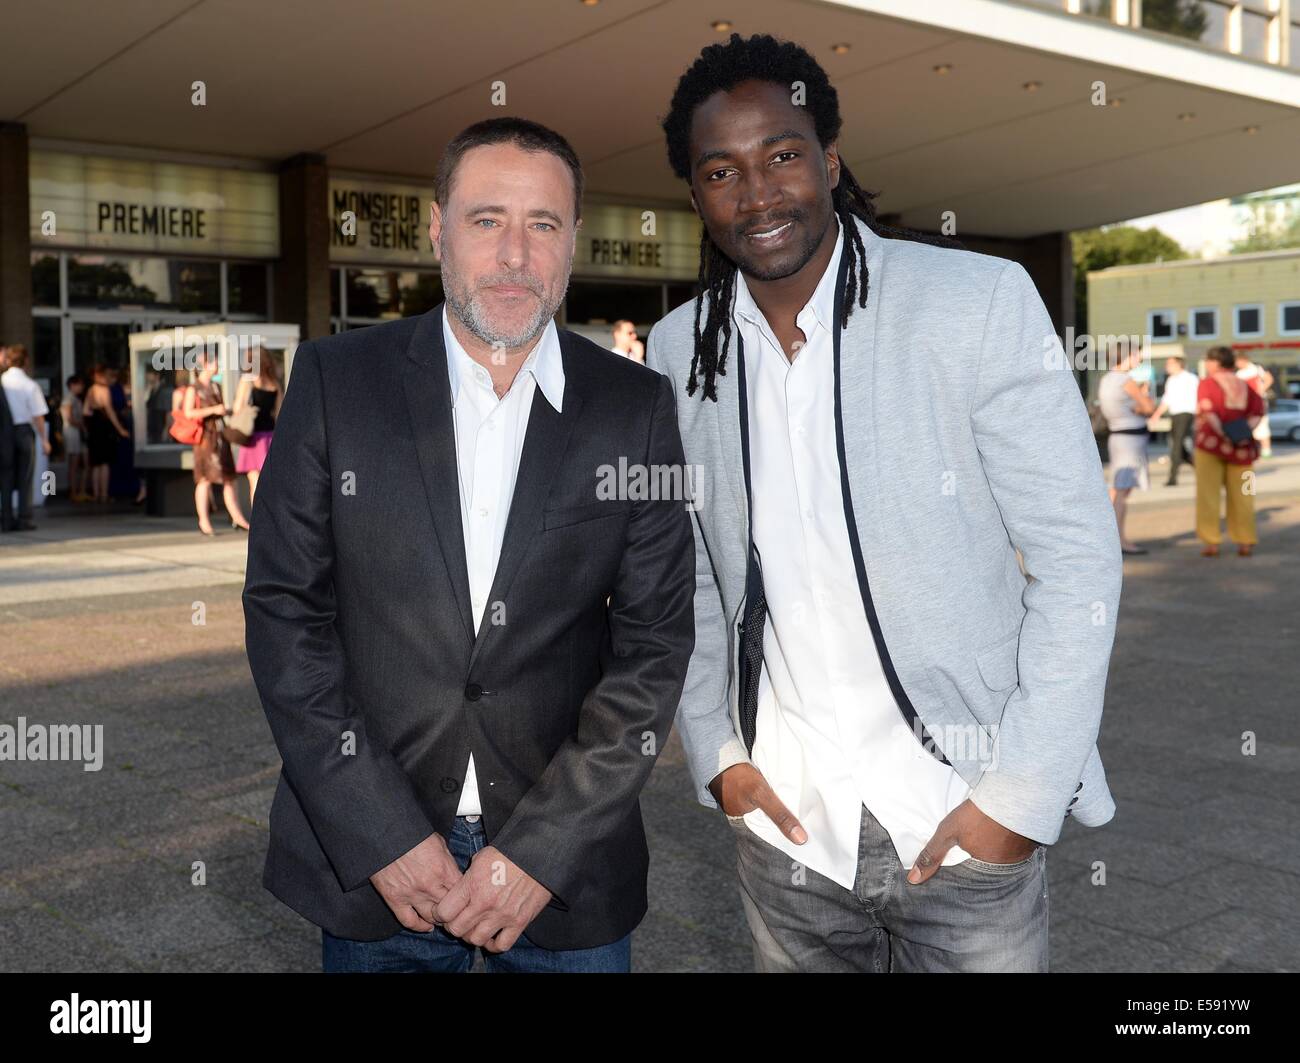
{"left": 439, "top": 777, "right": 459, "bottom": 793}
{"left": 464, "top": 682, "right": 484, "bottom": 701}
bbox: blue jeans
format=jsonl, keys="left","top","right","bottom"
{"left": 322, "top": 815, "right": 632, "bottom": 973}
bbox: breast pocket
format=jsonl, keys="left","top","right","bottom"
{"left": 541, "top": 500, "right": 631, "bottom": 531}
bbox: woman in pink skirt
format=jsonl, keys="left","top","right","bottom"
{"left": 232, "top": 352, "right": 283, "bottom": 507}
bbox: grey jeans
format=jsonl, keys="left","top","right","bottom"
{"left": 728, "top": 803, "right": 1049, "bottom": 972}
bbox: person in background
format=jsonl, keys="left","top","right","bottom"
{"left": 232, "top": 349, "right": 283, "bottom": 507}
{"left": 106, "top": 366, "right": 146, "bottom": 505}
{"left": 82, "top": 364, "right": 129, "bottom": 504}
{"left": 144, "top": 368, "right": 172, "bottom": 446}
{"left": 1196, "top": 346, "right": 1264, "bottom": 558}
{"left": 609, "top": 319, "right": 645, "bottom": 364}
{"left": 61, "top": 374, "right": 89, "bottom": 502}
{"left": 0, "top": 348, "right": 14, "bottom": 533}
{"left": 1234, "top": 353, "right": 1274, "bottom": 460}
{"left": 187, "top": 352, "right": 249, "bottom": 536}
{"left": 1147, "top": 355, "right": 1198, "bottom": 487}
{"left": 0, "top": 344, "right": 51, "bottom": 532}
{"left": 1098, "top": 338, "right": 1156, "bottom": 555}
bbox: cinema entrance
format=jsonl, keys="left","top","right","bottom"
{"left": 28, "top": 149, "right": 280, "bottom": 392}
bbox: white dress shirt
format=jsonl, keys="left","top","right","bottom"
{"left": 1, "top": 366, "right": 50, "bottom": 426}
{"left": 443, "top": 307, "right": 565, "bottom": 817}
{"left": 734, "top": 217, "right": 973, "bottom": 889}
{"left": 1162, "top": 369, "right": 1199, "bottom": 415}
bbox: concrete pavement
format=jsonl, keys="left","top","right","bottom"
{"left": 1, "top": 447, "right": 1297, "bottom": 971}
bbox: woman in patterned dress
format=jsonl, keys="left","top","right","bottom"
{"left": 185, "top": 353, "right": 250, "bottom": 536}
{"left": 1194, "top": 346, "right": 1264, "bottom": 557}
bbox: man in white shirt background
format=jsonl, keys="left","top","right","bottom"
{"left": 609, "top": 319, "right": 645, "bottom": 364}
{"left": 1149, "top": 355, "right": 1199, "bottom": 486}
{"left": 1, "top": 344, "right": 51, "bottom": 532}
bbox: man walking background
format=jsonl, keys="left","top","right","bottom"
{"left": 0, "top": 346, "right": 16, "bottom": 533}
{"left": 1149, "top": 355, "right": 1198, "bottom": 486}
{"left": 0, "top": 344, "right": 51, "bottom": 532}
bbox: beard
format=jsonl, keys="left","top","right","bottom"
{"left": 440, "top": 236, "right": 570, "bottom": 350}
{"left": 719, "top": 204, "right": 833, "bottom": 283}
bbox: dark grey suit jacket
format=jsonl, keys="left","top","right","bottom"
{"left": 242, "top": 305, "right": 694, "bottom": 950}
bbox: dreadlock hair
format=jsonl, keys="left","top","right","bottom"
{"left": 662, "top": 33, "right": 962, "bottom": 401}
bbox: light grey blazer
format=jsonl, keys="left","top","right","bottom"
{"left": 646, "top": 214, "right": 1121, "bottom": 845}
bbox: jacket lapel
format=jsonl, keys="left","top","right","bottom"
{"left": 401, "top": 304, "right": 475, "bottom": 645}
{"left": 712, "top": 320, "right": 749, "bottom": 531}
{"left": 467, "top": 330, "right": 584, "bottom": 669}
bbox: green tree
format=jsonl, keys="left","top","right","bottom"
{"left": 1231, "top": 202, "right": 1300, "bottom": 253}
{"left": 1142, "top": 0, "right": 1209, "bottom": 40}
{"left": 1072, "top": 225, "right": 1188, "bottom": 336}
{"left": 1083, "top": 0, "right": 1209, "bottom": 40}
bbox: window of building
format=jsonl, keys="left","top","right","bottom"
{"left": 564, "top": 281, "right": 664, "bottom": 331}
{"left": 32, "top": 316, "right": 61, "bottom": 390}
{"left": 30, "top": 251, "right": 273, "bottom": 388}
{"left": 330, "top": 268, "right": 442, "bottom": 331}
{"left": 67, "top": 255, "right": 221, "bottom": 313}
{"left": 1189, "top": 306, "right": 1219, "bottom": 340}
{"left": 666, "top": 284, "right": 699, "bottom": 313}
{"left": 226, "top": 261, "right": 270, "bottom": 316}
{"left": 1142, "top": 0, "right": 1231, "bottom": 50}
{"left": 1147, "top": 309, "right": 1176, "bottom": 343}
{"left": 1234, "top": 303, "right": 1264, "bottom": 338}
{"left": 31, "top": 253, "right": 60, "bottom": 307}
{"left": 1279, "top": 301, "right": 1300, "bottom": 337}
{"left": 1239, "top": 4, "right": 1272, "bottom": 61}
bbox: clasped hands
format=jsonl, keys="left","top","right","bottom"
{"left": 369, "top": 832, "right": 551, "bottom": 952}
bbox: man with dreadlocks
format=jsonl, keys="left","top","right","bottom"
{"left": 646, "top": 34, "right": 1121, "bottom": 972}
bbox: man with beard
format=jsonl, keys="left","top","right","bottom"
{"left": 647, "top": 34, "right": 1121, "bottom": 972}
{"left": 244, "top": 118, "right": 694, "bottom": 972}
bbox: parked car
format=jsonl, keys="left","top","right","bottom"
{"left": 1269, "top": 398, "right": 1300, "bottom": 442}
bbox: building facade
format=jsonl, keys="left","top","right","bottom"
{"left": 1087, "top": 248, "right": 1300, "bottom": 395}
{"left": 12, "top": 143, "right": 706, "bottom": 396}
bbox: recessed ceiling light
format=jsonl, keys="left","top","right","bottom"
{"left": 1023, "top": 80, "right": 1042, "bottom": 92}
{"left": 711, "top": 20, "right": 732, "bottom": 32}
{"left": 580, "top": 0, "right": 599, "bottom": 6}
{"left": 1244, "top": 125, "right": 1260, "bottom": 134}
{"left": 933, "top": 63, "right": 953, "bottom": 75}
{"left": 831, "top": 42, "right": 851, "bottom": 54}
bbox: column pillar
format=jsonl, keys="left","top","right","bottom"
{"left": 274, "top": 153, "right": 330, "bottom": 341}
{"left": 0, "top": 122, "right": 33, "bottom": 351}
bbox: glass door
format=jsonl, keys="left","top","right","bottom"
{"left": 71, "top": 317, "right": 156, "bottom": 379}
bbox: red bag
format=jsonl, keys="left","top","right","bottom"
{"left": 168, "top": 387, "right": 204, "bottom": 445}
